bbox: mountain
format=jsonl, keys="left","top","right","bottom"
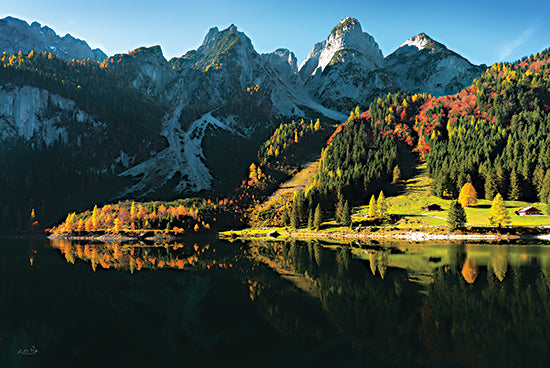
{"left": 299, "top": 17, "right": 393, "bottom": 112}
{"left": 298, "top": 18, "right": 485, "bottom": 112}
{"left": 0, "top": 16, "right": 107, "bottom": 61}
{"left": 261, "top": 48, "right": 298, "bottom": 83}
{"left": 0, "top": 16, "right": 491, "bottom": 231}
{"left": 105, "top": 25, "right": 345, "bottom": 197}
{"left": 384, "top": 33, "right": 486, "bottom": 96}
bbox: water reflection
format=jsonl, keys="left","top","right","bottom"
{"left": 4, "top": 238, "right": 550, "bottom": 367}
{"left": 48, "top": 239, "right": 234, "bottom": 272}
{"left": 246, "top": 239, "right": 550, "bottom": 367}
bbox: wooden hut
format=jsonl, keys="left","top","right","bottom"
{"left": 514, "top": 206, "right": 542, "bottom": 216}
{"left": 423, "top": 204, "right": 443, "bottom": 211}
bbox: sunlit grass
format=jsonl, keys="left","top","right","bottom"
{"left": 354, "top": 164, "right": 550, "bottom": 228}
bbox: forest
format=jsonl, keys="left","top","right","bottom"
{"left": 0, "top": 51, "right": 167, "bottom": 232}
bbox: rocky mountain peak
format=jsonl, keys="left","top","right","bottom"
{"left": 262, "top": 48, "right": 298, "bottom": 77}
{"left": 401, "top": 32, "right": 445, "bottom": 51}
{"left": 300, "top": 17, "right": 384, "bottom": 77}
{"left": 0, "top": 16, "right": 107, "bottom": 61}
{"left": 201, "top": 26, "right": 220, "bottom": 48}
{"left": 197, "top": 23, "right": 253, "bottom": 57}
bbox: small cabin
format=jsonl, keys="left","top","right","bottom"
{"left": 514, "top": 206, "right": 542, "bottom": 216}
{"left": 423, "top": 204, "right": 443, "bottom": 212}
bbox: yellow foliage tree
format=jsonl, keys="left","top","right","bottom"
{"left": 458, "top": 183, "right": 478, "bottom": 207}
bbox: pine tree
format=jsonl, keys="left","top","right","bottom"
{"left": 539, "top": 170, "right": 550, "bottom": 203}
{"left": 281, "top": 206, "right": 289, "bottom": 226}
{"left": 307, "top": 207, "right": 314, "bottom": 229}
{"left": 290, "top": 205, "right": 299, "bottom": 229}
{"left": 376, "top": 191, "right": 387, "bottom": 218}
{"left": 484, "top": 168, "right": 498, "bottom": 200}
{"left": 496, "top": 166, "right": 508, "bottom": 198}
{"left": 392, "top": 165, "right": 401, "bottom": 184}
{"left": 368, "top": 195, "right": 377, "bottom": 218}
{"left": 313, "top": 204, "right": 323, "bottom": 230}
{"left": 458, "top": 183, "right": 478, "bottom": 207}
{"left": 489, "top": 193, "right": 511, "bottom": 227}
{"left": 509, "top": 169, "right": 521, "bottom": 200}
{"left": 447, "top": 200, "right": 467, "bottom": 231}
{"left": 335, "top": 190, "right": 345, "bottom": 224}
{"left": 342, "top": 200, "right": 351, "bottom": 226}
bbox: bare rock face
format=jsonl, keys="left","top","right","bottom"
{"left": 384, "top": 33, "right": 486, "bottom": 96}
{"left": 299, "top": 17, "right": 391, "bottom": 112}
{"left": 0, "top": 16, "right": 107, "bottom": 61}
{"left": 261, "top": 48, "right": 298, "bottom": 83}
{"left": 0, "top": 84, "right": 106, "bottom": 148}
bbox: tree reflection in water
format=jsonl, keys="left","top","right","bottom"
{"left": 34, "top": 238, "right": 550, "bottom": 367}
{"left": 248, "top": 239, "right": 550, "bottom": 367}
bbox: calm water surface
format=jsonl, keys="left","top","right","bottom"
{"left": 2, "top": 237, "right": 550, "bottom": 367}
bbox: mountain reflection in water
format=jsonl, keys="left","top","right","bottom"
{"left": 1, "top": 238, "right": 550, "bottom": 367}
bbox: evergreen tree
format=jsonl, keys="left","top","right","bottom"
{"left": 295, "top": 190, "right": 306, "bottom": 225}
{"left": 447, "top": 200, "right": 467, "bottom": 231}
{"left": 290, "top": 204, "right": 299, "bottom": 229}
{"left": 368, "top": 195, "right": 377, "bottom": 218}
{"left": 484, "top": 168, "right": 498, "bottom": 200}
{"left": 281, "top": 206, "right": 289, "bottom": 226}
{"left": 376, "top": 191, "right": 387, "bottom": 218}
{"left": 538, "top": 170, "right": 550, "bottom": 203}
{"left": 313, "top": 204, "right": 323, "bottom": 230}
{"left": 335, "top": 189, "right": 345, "bottom": 224}
{"left": 458, "top": 183, "right": 478, "bottom": 207}
{"left": 509, "top": 169, "right": 521, "bottom": 201}
{"left": 307, "top": 207, "right": 314, "bottom": 229}
{"left": 489, "top": 193, "right": 511, "bottom": 227}
{"left": 342, "top": 200, "right": 351, "bottom": 227}
{"left": 392, "top": 165, "right": 401, "bottom": 184}
{"left": 496, "top": 167, "right": 508, "bottom": 198}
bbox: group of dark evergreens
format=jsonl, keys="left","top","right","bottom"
{"left": 425, "top": 50, "right": 550, "bottom": 204}
{"left": 0, "top": 51, "right": 166, "bottom": 231}
{"left": 279, "top": 49, "right": 550, "bottom": 230}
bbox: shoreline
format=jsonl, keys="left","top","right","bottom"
{"left": 47, "top": 228, "right": 550, "bottom": 243}
{"left": 220, "top": 228, "right": 550, "bottom": 243}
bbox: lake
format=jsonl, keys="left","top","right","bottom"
{"left": 1, "top": 236, "right": 550, "bottom": 367}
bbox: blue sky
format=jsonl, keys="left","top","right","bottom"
{"left": 2, "top": 0, "right": 549, "bottom": 65}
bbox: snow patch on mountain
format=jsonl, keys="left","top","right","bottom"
{"left": 401, "top": 33, "right": 430, "bottom": 50}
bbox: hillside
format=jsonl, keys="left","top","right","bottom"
{"left": 274, "top": 48, "right": 550, "bottom": 230}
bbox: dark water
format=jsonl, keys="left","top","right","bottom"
{"left": 2, "top": 237, "right": 550, "bottom": 367}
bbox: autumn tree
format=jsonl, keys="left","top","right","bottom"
{"left": 376, "top": 191, "right": 387, "bottom": 219}
{"left": 488, "top": 193, "right": 510, "bottom": 227}
{"left": 368, "top": 195, "right": 377, "bottom": 218}
{"left": 458, "top": 183, "right": 478, "bottom": 207}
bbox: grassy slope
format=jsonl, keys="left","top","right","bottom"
{"left": 354, "top": 163, "right": 550, "bottom": 228}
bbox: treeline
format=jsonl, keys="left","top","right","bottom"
{"left": 258, "top": 118, "right": 322, "bottom": 165}
{"left": 277, "top": 93, "right": 427, "bottom": 227}
{"left": 50, "top": 198, "right": 236, "bottom": 236}
{"left": 422, "top": 49, "right": 550, "bottom": 202}
{"left": 0, "top": 50, "right": 169, "bottom": 232}
{"left": 0, "top": 50, "right": 165, "bottom": 155}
